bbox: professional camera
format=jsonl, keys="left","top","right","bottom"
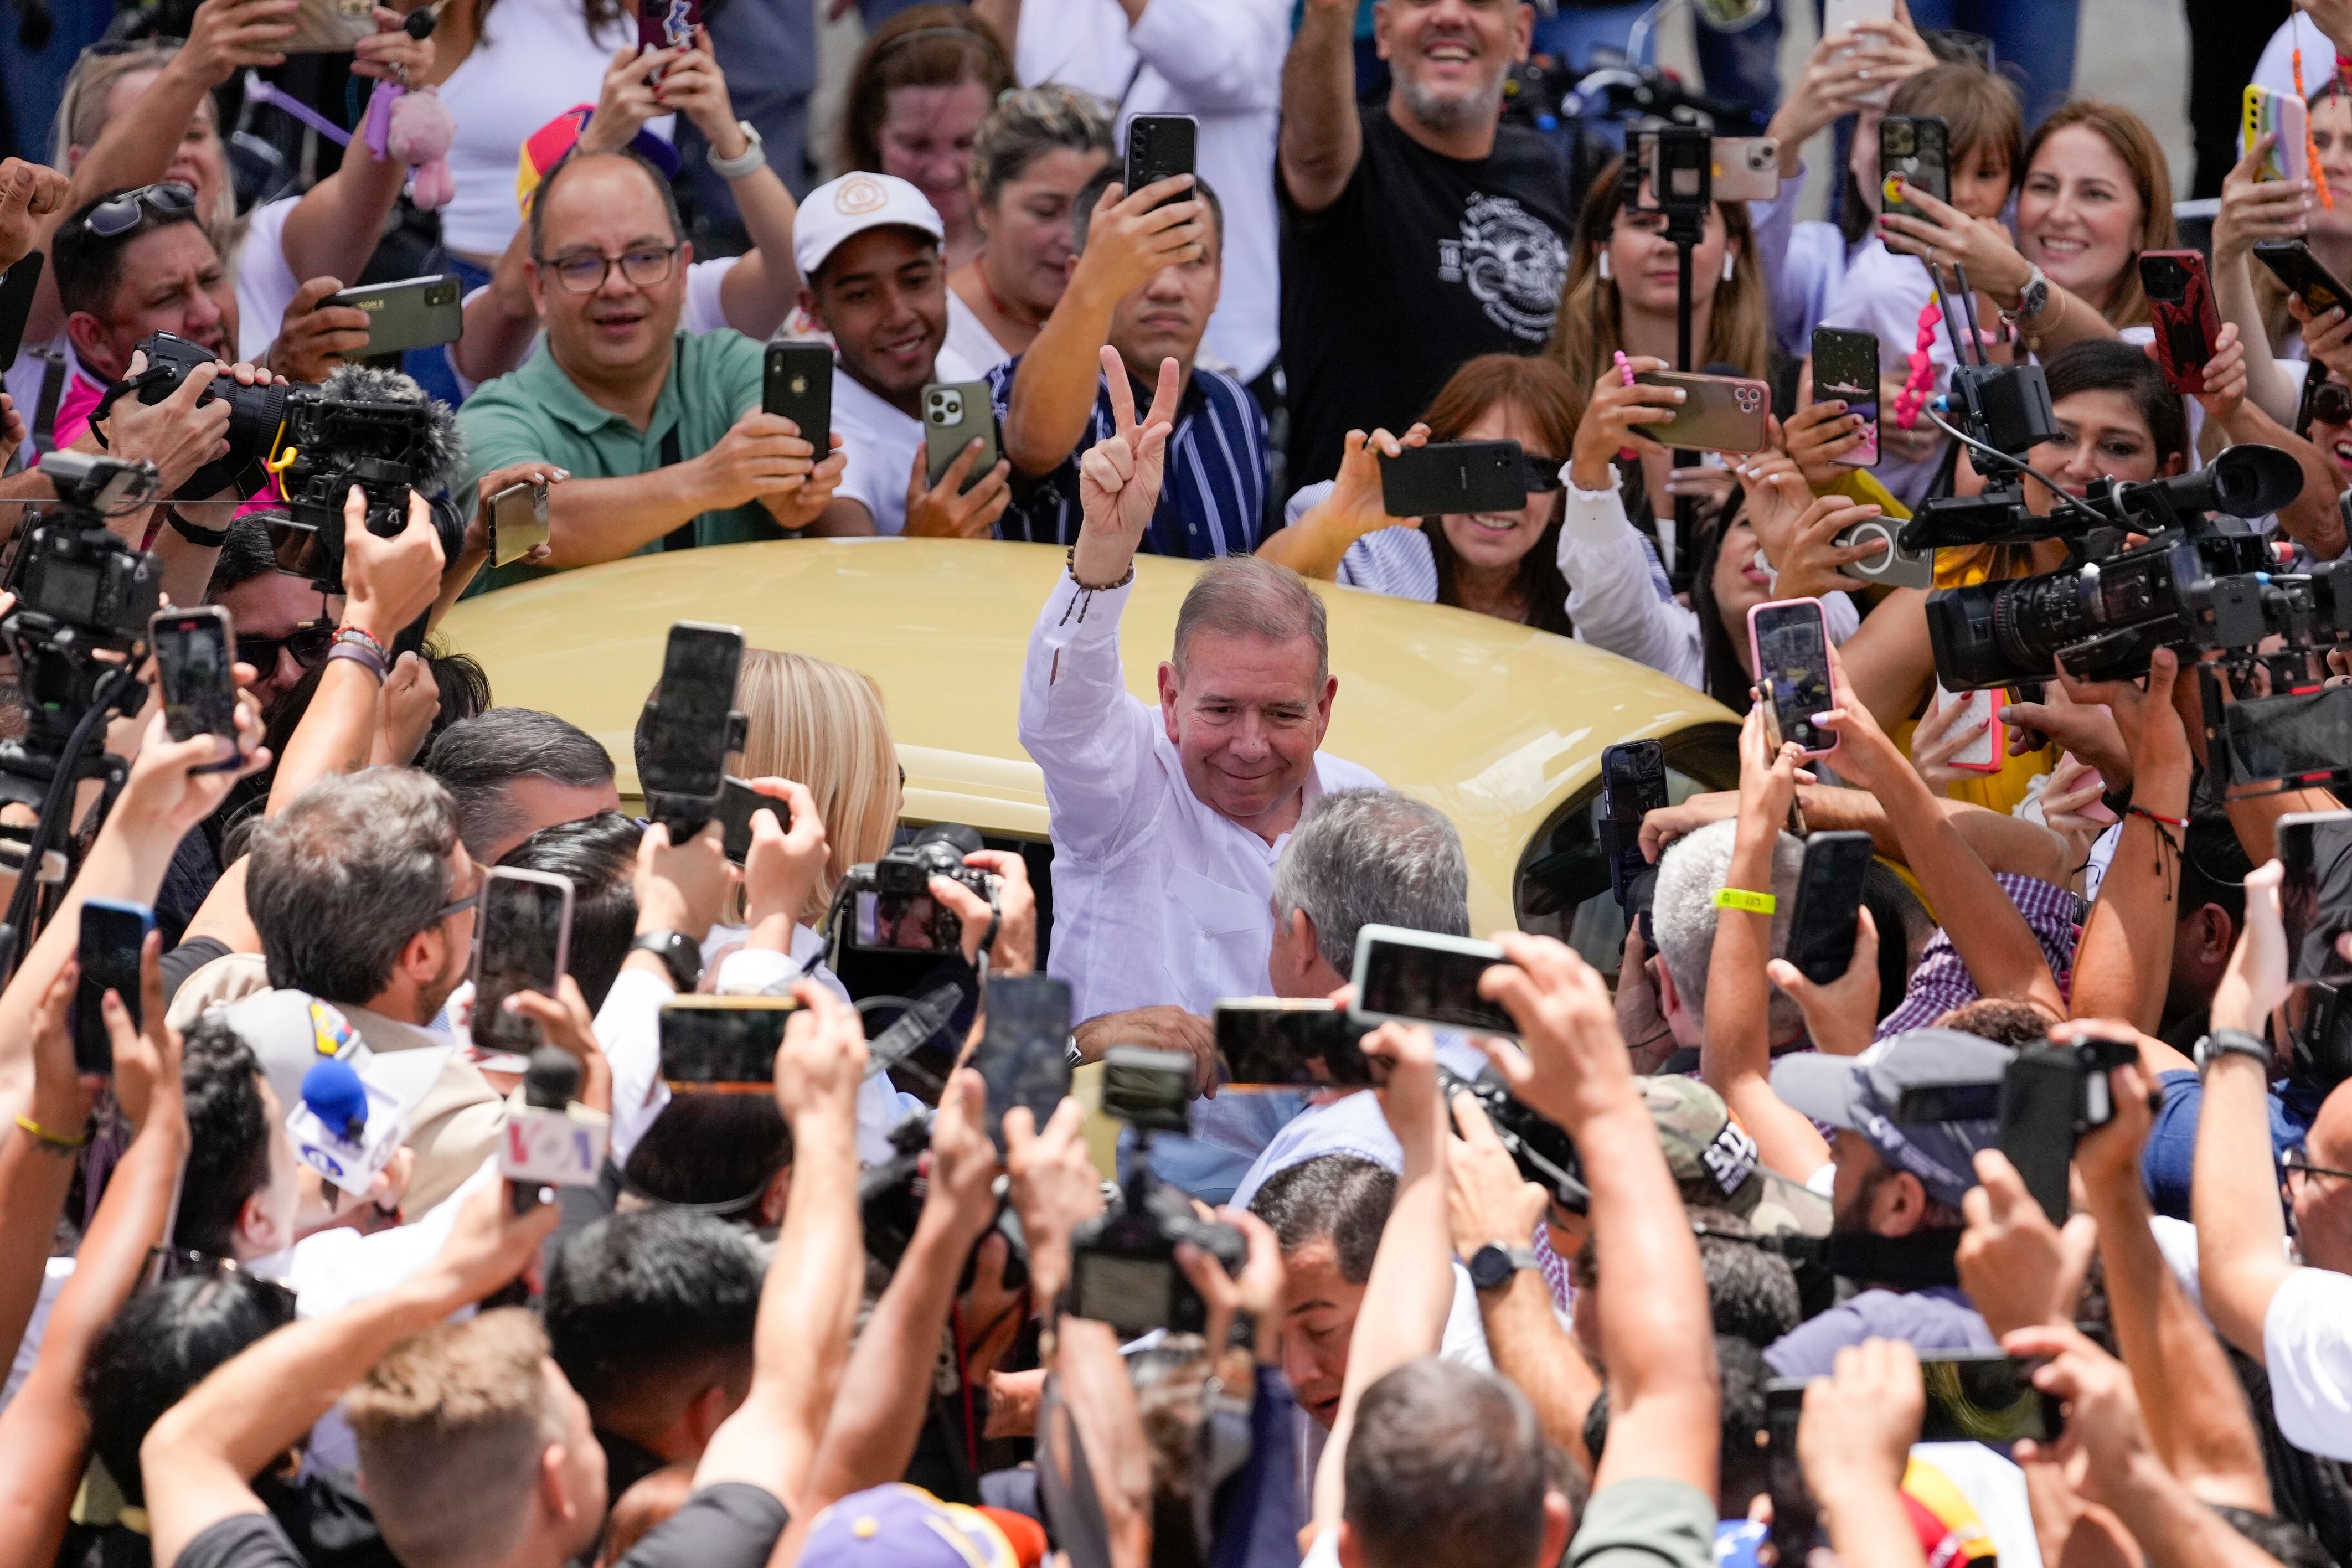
{"left": 97, "top": 335, "right": 466, "bottom": 593}
{"left": 858, "top": 1109, "right": 1031, "bottom": 1288}
{"left": 833, "top": 823, "right": 1000, "bottom": 956}
{"left": 1437, "top": 1064, "right": 1591, "bottom": 1214}
{"left": 1066, "top": 1046, "right": 1245, "bottom": 1338}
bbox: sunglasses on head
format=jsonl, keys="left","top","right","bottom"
{"left": 81, "top": 181, "right": 199, "bottom": 240}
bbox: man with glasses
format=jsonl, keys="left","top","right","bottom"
{"left": 453, "top": 149, "right": 844, "bottom": 594}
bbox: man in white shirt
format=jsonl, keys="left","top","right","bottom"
{"left": 796, "top": 172, "right": 1013, "bottom": 538}
{"left": 977, "top": 0, "right": 1288, "bottom": 387}
{"left": 1019, "top": 355, "right": 1378, "bottom": 1198}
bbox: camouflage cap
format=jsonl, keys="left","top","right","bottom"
{"left": 1640, "top": 1075, "right": 1762, "bottom": 1219}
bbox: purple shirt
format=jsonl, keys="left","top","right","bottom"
{"left": 1875, "top": 875, "right": 2081, "bottom": 1041}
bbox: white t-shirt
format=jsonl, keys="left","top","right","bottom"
{"left": 944, "top": 291, "right": 1014, "bottom": 379}
{"left": 833, "top": 345, "right": 979, "bottom": 537}
{"left": 2263, "top": 1265, "right": 2352, "bottom": 1461}
{"left": 435, "top": 0, "right": 672, "bottom": 257}
{"left": 235, "top": 195, "right": 302, "bottom": 364}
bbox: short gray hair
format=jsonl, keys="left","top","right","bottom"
{"left": 425, "top": 708, "right": 615, "bottom": 860}
{"left": 1649, "top": 817, "right": 1804, "bottom": 1035}
{"left": 1172, "top": 557, "right": 1328, "bottom": 684}
{"left": 247, "top": 769, "right": 462, "bottom": 1005}
{"left": 1272, "top": 789, "right": 1468, "bottom": 974}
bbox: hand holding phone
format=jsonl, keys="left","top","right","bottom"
{"left": 973, "top": 975, "right": 1075, "bottom": 1150}
{"left": 1748, "top": 599, "right": 1838, "bottom": 757}
{"left": 1350, "top": 925, "right": 1519, "bottom": 1037}
{"left": 473, "top": 870, "right": 575, "bottom": 1054}
{"left": 151, "top": 607, "right": 242, "bottom": 771}
{"left": 75, "top": 901, "right": 155, "bottom": 1076}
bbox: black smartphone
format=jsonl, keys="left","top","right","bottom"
{"left": 472, "top": 869, "right": 575, "bottom": 1054}
{"left": 151, "top": 606, "right": 240, "bottom": 771}
{"left": 75, "top": 900, "right": 154, "bottom": 1075}
{"left": 2254, "top": 239, "right": 2352, "bottom": 319}
{"left": 2279, "top": 810, "right": 2352, "bottom": 985}
{"left": 659, "top": 997, "right": 798, "bottom": 1089}
{"left": 2294, "top": 982, "right": 2352, "bottom": 1092}
{"left": 973, "top": 974, "right": 1074, "bottom": 1151}
{"left": 764, "top": 341, "right": 833, "bottom": 447}
{"left": 1786, "top": 831, "right": 1875, "bottom": 986}
{"left": 1763, "top": 1381, "right": 1818, "bottom": 1567}
{"left": 1600, "top": 741, "right": 1669, "bottom": 912}
{"left": 1379, "top": 440, "right": 1526, "bottom": 519}
{"left": 0, "top": 251, "right": 43, "bottom": 370}
{"left": 639, "top": 622, "right": 742, "bottom": 800}
{"left": 1350, "top": 924, "right": 1519, "bottom": 1038}
{"left": 1214, "top": 999, "right": 1378, "bottom": 1089}
{"left": 1748, "top": 599, "right": 1837, "bottom": 757}
{"left": 1998, "top": 1047, "right": 2084, "bottom": 1225}
{"left": 1917, "top": 1350, "right": 2064, "bottom": 1443}
{"left": 714, "top": 776, "right": 782, "bottom": 866}
{"left": 1811, "top": 326, "right": 1880, "bottom": 471}
{"left": 1880, "top": 115, "right": 1949, "bottom": 218}
{"left": 1123, "top": 113, "right": 1197, "bottom": 207}
{"left": 2222, "top": 686, "right": 2352, "bottom": 791}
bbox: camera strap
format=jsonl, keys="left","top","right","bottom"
{"left": 658, "top": 426, "right": 696, "bottom": 552}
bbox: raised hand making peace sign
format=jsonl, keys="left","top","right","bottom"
{"left": 1071, "top": 345, "right": 1182, "bottom": 588}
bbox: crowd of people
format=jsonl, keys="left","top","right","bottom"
{"left": 0, "top": 0, "right": 2346, "bottom": 1566}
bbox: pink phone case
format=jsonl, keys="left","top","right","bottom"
{"left": 1936, "top": 683, "right": 2005, "bottom": 773}
{"left": 1748, "top": 599, "right": 1839, "bottom": 758}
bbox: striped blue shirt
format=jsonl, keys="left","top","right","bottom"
{"left": 985, "top": 354, "right": 1267, "bottom": 559}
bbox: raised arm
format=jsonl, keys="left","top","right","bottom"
{"left": 2067, "top": 650, "right": 2194, "bottom": 1030}
{"left": 1257, "top": 426, "right": 1425, "bottom": 580}
{"left": 1878, "top": 182, "right": 2119, "bottom": 354}
{"left": 273, "top": 11, "right": 432, "bottom": 288}
{"left": 0, "top": 966, "right": 97, "bottom": 1374}
{"left": 1640, "top": 783, "right": 2076, "bottom": 885}
{"left": 657, "top": 28, "right": 804, "bottom": 339}
{"left": 1798, "top": 1340, "right": 1932, "bottom": 1568}
{"left": 1124, "top": 0, "right": 1287, "bottom": 111}
{"left": 1482, "top": 932, "right": 1717, "bottom": 1497}
{"left": 2208, "top": 142, "right": 2309, "bottom": 427}
{"left": 1561, "top": 363, "right": 1708, "bottom": 684}
{"left": 1279, "top": 0, "right": 1365, "bottom": 216}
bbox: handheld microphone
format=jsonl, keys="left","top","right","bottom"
{"left": 287, "top": 1057, "right": 407, "bottom": 1199}
{"left": 501, "top": 1047, "right": 608, "bottom": 1213}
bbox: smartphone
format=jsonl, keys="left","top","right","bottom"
{"left": 1630, "top": 370, "right": 1772, "bottom": 454}
{"left": 1811, "top": 327, "right": 1880, "bottom": 471}
{"left": 638, "top": 622, "right": 742, "bottom": 800}
{"left": 1710, "top": 136, "right": 1781, "bottom": 202}
{"left": 75, "top": 900, "right": 154, "bottom": 1075}
{"left": 1350, "top": 924, "right": 1519, "bottom": 1038}
{"left": 329, "top": 274, "right": 463, "bottom": 358}
{"left": 0, "top": 251, "right": 43, "bottom": 370}
{"left": 2253, "top": 239, "right": 2352, "bottom": 319}
{"left": 1213, "top": 999, "right": 1378, "bottom": 1090}
{"left": 2139, "top": 251, "right": 2223, "bottom": 397}
{"left": 1880, "top": 116, "right": 1950, "bottom": 218}
{"left": 1379, "top": 440, "right": 1526, "bottom": 518}
{"left": 1748, "top": 599, "right": 1837, "bottom": 757}
{"left": 2221, "top": 682, "right": 2352, "bottom": 790}
{"left": 488, "top": 478, "right": 550, "bottom": 568}
{"left": 921, "top": 381, "right": 999, "bottom": 493}
{"left": 714, "top": 776, "right": 783, "bottom": 866}
{"left": 1123, "top": 113, "right": 1198, "bottom": 207}
{"left": 285, "top": 0, "right": 379, "bottom": 53}
{"left": 972, "top": 974, "right": 1075, "bottom": 1151}
{"left": 2278, "top": 809, "right": 2352, "bottom": 985}
{"left": 1600, "top": 741, "right": 1669, "bottom": 911}
{"left": 1999, "top": 1047, "right": 2085, "bottom": 1224}
{"left": 2244, "top": 85, "right": 2311, "bottom": 187}
{"left": 1821, "top": 0, "right": 1896, "bottom": 39}
{"left": 1917, "top": 1350, "right": 2065, "bottom": 1443}
{"left": 659, "top": 996, "right": 798, "bottom": 1090}
{"left": 471, "top": 868, "right": 575, "bottom": 1055}
{"left": 764, "top": 342, "right": 833, "bottom": 448}
{"left": 1934, "top": 681, "right": 2004, "bottom": 772}
{"left": 151, "top": 607, "right": 240, "bottom": 771}
{"left": 638, "top": 0, "right": 702, "bottom": 53}
{"left": 1785, "top": 831, "right": 1875, "bottom": 986}
{"left": 1763, "top": 1382, "right": 1819, "bottom": 1567}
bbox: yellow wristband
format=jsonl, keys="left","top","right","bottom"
{"left": 15, "top": 1113, "right": 87, "bottom": 1150}
{"left": 1713, "top": 886, "right": 1776, "bottom": 915}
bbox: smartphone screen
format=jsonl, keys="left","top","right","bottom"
{"left": 852, "top": 888, "right": 956, "bottom": 952}
{"left": 152, "top": 608, "right": 238, "bottom": 757}
{"left": 1352, "top": 925, "right": 1519, "bottom": 1037}
{"left": 75, "top": 900, "right": 153, "bottom": 1075}
{"left": 660, "top": 998, "right": 798, "bottom": 1090}
{"left": 639, "top": 0, "right": 701, "bottom": 51}
{"left": 1214, "top": 999, "right": 1378, "bottom": 1089}
{"left": 973, "top": 975, "right": 1074, "bottom": 1149}
{"left": 472, "top": 870, "right": 574, "bottom": 1053}
{"left": 640, "top": 622, "right": 742, "bottom": 798}
{"left": 1786, "top": 831, "right": 1875, "bottom": 985}
{"left": 2225, "top": 687, "right": 2352, "bottom": 790}
{"left": 1069, "top": 1251, "right": 1178, "bottom": 1338}
{"left": 2279, "top": 811, "right": 2352, "bottom": 985}
{"left": 1811, "top": 327, "right": 1880, "bottom": 469}
{"left": 1998, "top": 1048, "right": 2082, "bottom": 1225}
{"left": 1750, "top": 600, "right": 1836, "bottom": 755}
{"left": 1600, "top": 741, "right": 1669, "bottom": 909}
{"left": 1917, "top": 1352, "right": 2062, "bottom": 1443}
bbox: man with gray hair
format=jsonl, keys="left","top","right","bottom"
{"left": 424, "top": 707, "right": 620, "bottom": 864}
{"left": 1020, "top": 359, "right": 1379, "bottom": 1199}
{"left": 1648, "top": 817, "right": 1808, "bottom": 1059}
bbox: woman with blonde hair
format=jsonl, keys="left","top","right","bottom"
{"left": 726, "top": 648, "right": 903, "bottom": 927}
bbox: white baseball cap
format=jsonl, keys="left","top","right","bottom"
{"left": 793, "top": 172, "right": 946, "bottom": 281}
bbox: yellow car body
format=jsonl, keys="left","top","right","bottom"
{"left": 439, "top": 539, "right": 1740, "bottom": 964}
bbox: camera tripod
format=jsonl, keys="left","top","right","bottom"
{"left": 0, "top": 635, "right": 145, "bottom": 982}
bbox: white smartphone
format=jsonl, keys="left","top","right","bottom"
{"left": 1935, "top": 682, "right": 2004, "bottom": 773}
{"left": 1822, "top": 0, "right": 1899, "bottom": 105}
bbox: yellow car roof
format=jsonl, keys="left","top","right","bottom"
{"left": 438, "top": 538, "right": 1738, "bottom": 934}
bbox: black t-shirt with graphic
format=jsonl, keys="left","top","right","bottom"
{"left": 1278, "top": 106, "right": 1577, "bottom": 486}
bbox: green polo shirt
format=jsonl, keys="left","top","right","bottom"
{"left": 457, "top": 328, "right": 782, "bottom": 595}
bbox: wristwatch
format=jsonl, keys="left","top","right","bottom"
{"left": 628, "top": 930, "right": 704, "bottom": 992}
{"left": 2196, "top": 1028, "right": 2270, "bottom": 1076}
{"left": 2000, "top": 263, "right": 2051, "bottom": 327}
{"left": 706, "top": 119, "right": 766, "bottom": 180}
{"left": 165, "top": 507, "right": 230, "bottom": 547}
{"left": 1468, "top": 1242, "right": 1541, "bottom": 1293}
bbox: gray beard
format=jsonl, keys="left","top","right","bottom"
{"left": 1396, "top": 70, "right": 1504, "bottom": 134}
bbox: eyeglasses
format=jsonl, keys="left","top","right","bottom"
{"left": 81, "top": 181, "right": 199, "bottom": 239}
{"left": 1521, "top": 456, "right": 1567, "bottom": 494}
{"left": 2310, "top": 379, "right": 2352, "bottom": 430}
{"left": 235, "top": 618, "right": 337, "bottom": 673}
{"left": 538, "top": 244, "right": 679, "bottom": 295}
{"left": 2285, "top": 1147, "right": 2352, "bottom": 1185}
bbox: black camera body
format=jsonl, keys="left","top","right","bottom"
{"left": 1068, "top": 1167, "right": 1245, "bottom": 1339}
{"left": 835, "top": 824, "right": 999, "bottom": 953}
{"left": 8, "top": 455, "right": 163, "bottom": 647}
{"left": 1439, "top": 1065, "right": 1591, "bottom": 1214}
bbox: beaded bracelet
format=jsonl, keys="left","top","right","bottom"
{"left": 1893, "top": 296, "right": 1943, "bottom": 431}
{"left": 2298, "top": 49, "right": 2336, "bottom": 212}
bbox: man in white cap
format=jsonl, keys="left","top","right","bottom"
{"left": 453, "top": 148, "right": 847, "bottom": 592}
{"left": 796, "top": 171, "right": 1013, "bottom": 539}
